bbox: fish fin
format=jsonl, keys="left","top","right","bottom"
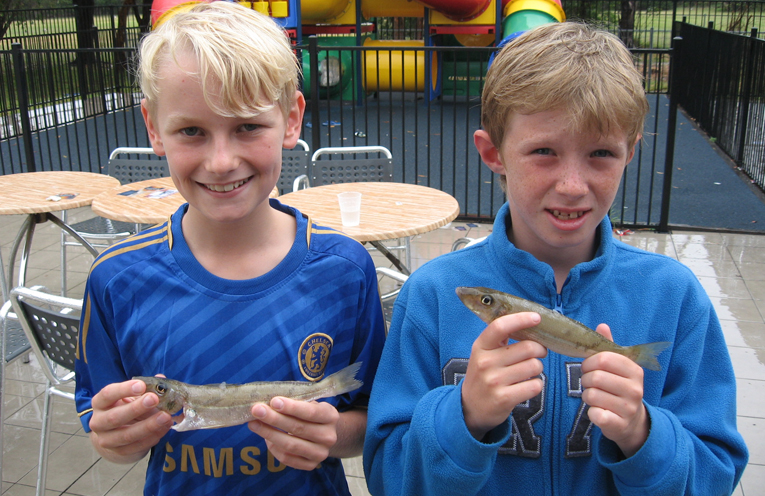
{"left": 323, "top": 362, "right": 363, "bottom": 397}
{"left": 631, "top": 341, "right": 672, "bottom": 371}
{"left": 171, "top": 419, "right": 191, "bottom": 432}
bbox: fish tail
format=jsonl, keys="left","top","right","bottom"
{"left": 321, "top": 362, "right": 363, "bottom": 397}
{"left": 629, "top": 341, "right": 672, "bottom": 371}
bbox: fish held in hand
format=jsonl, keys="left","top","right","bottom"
{"left": 135, "top": 362, "right": 363, "bottom": 432}
{"left": 456, "top": 287, "right": 670, "bottom": 371}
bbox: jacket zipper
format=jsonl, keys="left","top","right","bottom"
{"left": 554, "top": 293, "right": 563, "bottom": 314}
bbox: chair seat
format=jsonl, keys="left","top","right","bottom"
{"left": 68, "top": 216, "right": 136, "bottom": 238}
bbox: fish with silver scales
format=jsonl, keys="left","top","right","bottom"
{"left": 135, "top": 362, "right": 363, "bottom": 432}
{"left": 456, "top": 287, "right": 671, "bottom": 371}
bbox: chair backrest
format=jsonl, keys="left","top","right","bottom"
{"left": 9, "top": 287, "right": 82, "bottom": 386}
{"left": 107, "top": 147, "right": 170, "bottom": 185}
{"left": 279, "top": 139, "right": 310, "bottom": 194}
{"left": 310, "top": 146, "right": 393, "bottom": 186}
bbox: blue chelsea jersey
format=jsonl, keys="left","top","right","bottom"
{"left": 75, "top": 200, "right": 386, "bottom": 495}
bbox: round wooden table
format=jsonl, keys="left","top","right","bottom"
{"left": 91, "top": 177, "right": 280, "bottom": 225}
{"left": 0, "top": 171, "right": 120, "bottom": 291}
{"left": 91, "top": 177, "right": 185, "bottom": 225}
{"left": 279, "top": 182, "right": 460, "bottom": 274}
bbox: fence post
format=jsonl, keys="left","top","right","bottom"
{"left": 659, "top": 36, "right": 682, "bottom": 232}
{"left": 308, "top": 36, "right": 320, "bottom": 150}
{"left": 735, "top": 28, "right": 758, "bottom": 165}
{"left": 11, "top": 43, "right": 36, "bottom": 173}
{"left": 670, "top": 0, "right": 678, "bottom": 40}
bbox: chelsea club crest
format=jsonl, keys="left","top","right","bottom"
{"left": 299, "top": 333, "right": 333, "bottom": 381}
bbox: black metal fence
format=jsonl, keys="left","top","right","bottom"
{"left": 2, "top": 1, "right": 763, "bottom": 50}
{"left": 674, "top": 22, "right": 765, "bottom": 191}
{"left": 0, "top": 4, "right": 151, "bottom": 51}
{"left": 0, "top": 40, "right": 675, "bottom": 224}
{"left": 561, "top": 0, "right": 765, "bottom": 47}
{"left": 4, "top": 2, "right": 763, "bottom": 223}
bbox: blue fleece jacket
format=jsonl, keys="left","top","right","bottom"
{"left": 364, "top": 204, "right": 748, "bottom": 496}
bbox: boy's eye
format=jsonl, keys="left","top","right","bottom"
{"left": 592, "top": 149, "right": 614, "bottom": 158}
{"left": 533, "top": 148, "right": 552, "bottom": 155}
{"left": 180, "top": 127, "right": 201, "bottom": 137}
{"left": 240, "top": 123, "right": 260, "bottom": 132}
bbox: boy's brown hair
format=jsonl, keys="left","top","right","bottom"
{"left": 481, "top": 22, "right": 649, "bottom": 150}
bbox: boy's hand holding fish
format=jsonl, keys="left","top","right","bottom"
{"left": 88, "top": 379, "right": 174, "bottom": 465}
{"left": 461, "top": 312, "right": 650, "bottom": 457}
{"left": 580, "top": 324, "right": 649, "bottom": 458}
{"left": 461, "top": 312, "right": 548, "bottom": 441}
{"left": 249, "top": 396, "right": 364, "bottom": 471}
{"left": 458, "top": 286, "right": 662, "bottom": 457}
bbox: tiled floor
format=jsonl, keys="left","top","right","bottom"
{"left": 1, "top": 208, "right": 763, "bottom": 495}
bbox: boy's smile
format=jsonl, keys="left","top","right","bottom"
{"left": 141, "top": 50, "right": 303, "bottom": 228}
{"left": 475, "top": 108, "right": 636, "bottom": 271}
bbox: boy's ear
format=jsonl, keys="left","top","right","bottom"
{"left": 141, "top": 99, "right": 166, "bottom": 157}
{"left": 282, "top": 91, "right": 306, "bottom": 149}
{"left": 474, "top": 129, "right": 505, "bottom": 174}
{"left": 626, "top": 135, "right": 641, "bottom": 164}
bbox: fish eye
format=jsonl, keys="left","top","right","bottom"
{"left": 155, "top": 383, "right": 167, "bottom": 396}
{"left": 480, "top": 295, "right": 493, "bottom": 306}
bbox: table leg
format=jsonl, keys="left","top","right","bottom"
{"left": 45, "top": 212, "right": 99, "bottom": 258}
{"left": 7, "top": 215, "right": 34, "bottom": 290}
{"left": 6, "top": 213, "right": 98, "bottom": 292}
{"left": 370, "top": 241, "right": 411, "bottom": 276}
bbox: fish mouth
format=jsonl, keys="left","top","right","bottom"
{"left": 202, "top": 176, "right": 252, "bottom": 193}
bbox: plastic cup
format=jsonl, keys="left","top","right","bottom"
{"left": 337, "top": 191, "right": 361, "bottom": 227}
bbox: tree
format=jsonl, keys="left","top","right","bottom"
{"left": 0, "top": 0, "right": 22, "bottom": 39}
{"left": 619, "top": 0, "right": 636, "bottom": 47}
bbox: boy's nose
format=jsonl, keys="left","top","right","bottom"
{"left": 205, "top": 139, "right": 239, "bottom": 174}
{"left": 555, "top": 162, "right": 589, "bottom": 198}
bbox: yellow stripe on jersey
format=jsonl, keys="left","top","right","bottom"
{"left": 90, "top": 230, "right": 169, "bottom": 273}
{"left": 78, "top": 294, "right": 91, "bottom": 363}
{"left": 167, "top": 215, "right": 174, "bottom": 250}
{"left": 311, "top": 226, "right": 361, "bottom": 244}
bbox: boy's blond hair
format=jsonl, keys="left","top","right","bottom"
{"left": 481, "top": 22, "right": 648, "bottom": 149}
{"left": 138, "top": 1, "right": 299, "bottom": 118}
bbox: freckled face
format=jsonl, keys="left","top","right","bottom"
{"left": 478, "top": 109, "right": 635, "bottom": 264}
{"left": 141, "top": 50, "right": 303, "bottom": 226}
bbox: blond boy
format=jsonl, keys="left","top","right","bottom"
{"left": 75, "top": 4, "right": 386, "bottom": 494}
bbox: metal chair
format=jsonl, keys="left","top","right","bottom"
{"left": 309, "top": 146, "right": 410, "bottom": 269}
{"left": 309, "top": 145, "right": 393, "bottom": 185}
{"left": 60, "top": 147, "right": 169, "bottom": 294}
{"left": 279, "top": 139, "right": 310, "bottom": 194}
{"left": 0, "top": 299, "right": 32, "bottom": 482}
{"left": 8, "top": 286, "right": 82, "bottom": 496}
{"left": 451, "top": 236, "right": 487, "bottom": 252}
{"left": 1, "top": 249, "right": 33, "bottom": 483}
{"left": 375, "top": 267, "right": 408, "bottom": 333}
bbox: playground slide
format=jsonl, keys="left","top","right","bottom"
{"left": 302, "top": 0, "right": 493, "bottom": 24}
{"left": 149, "top": 0, "right": 564, "bottom": 98}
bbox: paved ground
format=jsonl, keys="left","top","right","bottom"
{"left": 1, "top": 211, "right": 764, "bottom": 495}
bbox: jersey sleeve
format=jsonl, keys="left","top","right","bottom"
{"left": 74, "top": 266, "right": 128, "bottom": 432}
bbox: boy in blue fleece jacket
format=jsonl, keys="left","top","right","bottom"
{"left": 364, "top": 22, "right": 748, "bottom": 495}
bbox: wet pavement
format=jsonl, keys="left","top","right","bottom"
{"left": 1, "top": 209, "right": 763, "bottom": 495}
